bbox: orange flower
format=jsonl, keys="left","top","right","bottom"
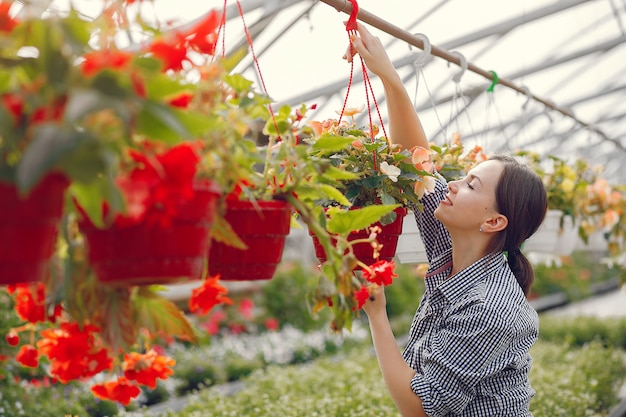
{"left": 123, "top": 349, "right": 175, "bottom": 389}
{"left": 188, "top": 274, "right": 233, "bottom": 315}
{"left": 91, "top": 377, "right": 141, "bottom": 406}
{"left": 411, "top": 146, "right": 433, "bottom": 173}
{"left": 16, "top": 344, "right": 39, "bottom": 368}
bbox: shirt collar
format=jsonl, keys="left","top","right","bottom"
{"left": 426, "top": 252, "right": 507, "bottom": 304}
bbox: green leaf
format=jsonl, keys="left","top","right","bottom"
{"left": 16, "top": 124, "right": 85, "bottom": 192}
{"left": 326, "top": 204, "right": 399, "bottom": 234}
{"left": 322, "top": 165, "right": 361, "bottom": 181}
{"left": 70, "top": 177, "right": 123, "bottom": 229}
{"left": 311, "top": 135, "right": 354, "bottom": 154}
{"left": 209, "top": 214, "right": 248, "bottom": 249}
{"left": 64, "top": 89, "right": 132, "bottom": 127}
{"left": 224, "top": 73, "right": 254, "bottom": 93}
{"left": 99, "top": 288, "right": 138, "bottom": 351}
{"left": 136, "top": 101, "right": 191, "bottom": 142}
{"left": 134, "top": 287, "right": 198, "bottom": 343}
{"left": 316, "top": 184, "right": 352, "bottom": 207}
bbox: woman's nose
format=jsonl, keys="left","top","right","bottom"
{"left": 448, "top": 180, "right": 459, "bottom": 193}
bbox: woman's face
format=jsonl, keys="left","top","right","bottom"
{"left": 434, "top": 159, "right": 504, "bottom": 233}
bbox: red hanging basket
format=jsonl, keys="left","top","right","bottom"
{"left": 309, "top": 207, "right": 407, "bottom": 267}
{"left": 0, "top": 173, "right": 69, "bottom": 286}
{"left": 208, "top": 199, "right": 292, "bottom": 281}
{"left": 80, "top": 181, "right": 221, "bottom": 286}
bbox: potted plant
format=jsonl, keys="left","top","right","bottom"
{"left": 304, "top": 108, "right": 435, "bottom": 267}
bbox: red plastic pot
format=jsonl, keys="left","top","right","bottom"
{"left": 80, "top": 181, "right": 221, "bottom": 286}
{"left": 0, "top": 173, "right": 69, "bottom": 285}
{"left": 208, "top": 199, "right": 292, "bottom": 281}
{"left": 309, "top": 207, "right": 407, "bottom": 267}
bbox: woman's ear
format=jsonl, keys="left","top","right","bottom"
{"left": 481, "top": 214, "right": 508, "bottom": 233}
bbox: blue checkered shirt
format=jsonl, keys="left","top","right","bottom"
{"left": 405, "top": 174, "right": 538, "bottom": 416}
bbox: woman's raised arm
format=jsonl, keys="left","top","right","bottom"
{"left": 344, "top": 23, "right": 429, "bottom": 152}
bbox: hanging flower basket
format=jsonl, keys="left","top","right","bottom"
{"left": 0, "top": 173, "right": 69, "bottom": 285}
{"left": 309, "top": 207, "right": 407, "bottom": 267}
{"left": 395, "top": 210, "right": 428, "bottom": 264}
{"left": 80, "top": 181, "right": 221, "bottom": 286}
{"left": 208, "top": 199, "right": 293, "bottom": 281}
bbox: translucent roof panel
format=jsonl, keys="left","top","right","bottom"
{"left": 50, "top": 0, "right": 626, "bottom": 183}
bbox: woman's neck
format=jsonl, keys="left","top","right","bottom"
{"left": 448, "top": 232, "right": 491, "bottom": 278}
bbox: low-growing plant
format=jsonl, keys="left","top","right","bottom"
{"left": 539, "top": 315, "right": 626, "bottom": 349}
{"left": 117, "top": 340, "right": 626, "bottom": 417}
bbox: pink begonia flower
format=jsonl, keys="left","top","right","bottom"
{"left": 379, "top": 161, "right": 401, "bottom": 182}
{"left": 411, "top": 146, "right": 434, "bottom": 173}
{"left": 414, "top": 176, "right": 436, "bottom": 198}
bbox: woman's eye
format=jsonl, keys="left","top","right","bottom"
{"left": 467, "top": 182, "right": 474, "bottom": 190}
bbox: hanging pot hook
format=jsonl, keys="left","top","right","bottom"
{"left": 409, "top": 33, "right": 432, "bottom": 69}
{"left": 449, "top": 51, "right": 468, "bottom": 83}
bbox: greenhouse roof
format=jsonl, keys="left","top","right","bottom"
{"left": 52, "top": 0, "right": 626, "bottom": 183}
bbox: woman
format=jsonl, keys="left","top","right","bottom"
{"left": 344, "top": 23, "right": 548, "bottom": 416}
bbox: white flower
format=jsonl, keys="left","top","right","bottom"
{"left": 380, "top": 161, "right": 401, "bottom": 182}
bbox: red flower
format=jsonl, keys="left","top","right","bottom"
{"left": 81, "top": 49, "right": 133, "bottom": 76}
{"left": 238, "top": 298, "right": 255, "bottom": 320}
{"left": 354, "top": 286, "right": 370, "bottom": 310}
{"left": 188, "top": 274, "right": 233, "bottom": 316}
{"left": 362, "top": 260, "right": 397, "bottom": 286}
{"left": 91, "top": 377, "right": 141, "bottom": 406}
{"left": 37, "top": 323, "right": 112, "bottom": 383}
{"left": 264, "top": 318, "right": 279, "bottom": 331}
{"left": 30, "top": 97, "right": 67, "bottom": 124}
{"left": 8, "top": 283, "right": 47, "bottom": 324}
{"left": 16, "top": 344, "right": 39, "bottom": 368}
{"left": 147, "top": 36, "right": 188, "bottom": 72}
{"left": 114, "top": 142, "right": 202, "bottom": 227}
{"left": 5, "top": 330, "right": 19, "bottom": 346}
{"left": 123, "top": 349, "right": 176, "bottom": 389}
{"left": 1, "top": 93, "right": 23, "bottom": 126}
{"left": 0, "top": 1, "right": 18, "bottom": 33}
{"left": 183, "top": 10, "right": 222, "bottom": 55}
{"left": 167, "top": 92, "right": 194, "bottom": 108}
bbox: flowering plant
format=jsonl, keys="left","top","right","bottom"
{"left": 306, "top": 107, "right": 435, "bottom": 222}
{"left": 429, "top": 132, "right": 488, "bottom": 182}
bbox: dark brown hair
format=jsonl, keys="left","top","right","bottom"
{"left": 487, "top": 154, "right": 548, "bottom": 296}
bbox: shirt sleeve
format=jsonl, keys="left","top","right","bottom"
{"left": 408, "top": 304, "right": 517, "bottom": 416}
{"left": 412, "top": 172, "right": 451, "bottom": 262}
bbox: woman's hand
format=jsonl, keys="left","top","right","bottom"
{"left": 342, "top": 22, "right": 398, "bottom": 82}
{"left": 363, "top": 284, "right": 387, "bottom": 319}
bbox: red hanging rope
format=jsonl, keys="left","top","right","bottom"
{"left": 214, "top": 1, "right": 282, "bottom": 140}
{"left": 338, "top": 0, "right": 389, "bottom": 170}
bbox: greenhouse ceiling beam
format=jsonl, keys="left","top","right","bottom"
{"left": 317, "top": 0, "right": 616, "bottom": 144}
{"left": 286, "top": 0, "right": 596, "bottom": 105}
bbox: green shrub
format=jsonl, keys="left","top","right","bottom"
{"left": 531, "top": 251, "right": 621, "bottom": 300}
{"left": 257, "top": 261, "right": 331, "bottom": 332}
{"left": 384, "top": 263, "right": 425, "bottom": 319}
{"left": 539, "top": 315, "right": 626, "bottom": 349}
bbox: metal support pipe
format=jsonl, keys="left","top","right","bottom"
{"left": 317, "top": 0, "right": 617, "bottom": 145}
